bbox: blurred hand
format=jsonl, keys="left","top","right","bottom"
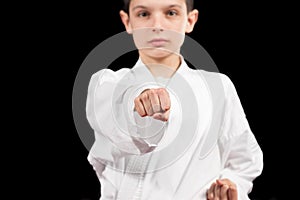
{"left": 207, "top": 179, "right": 238, "bottom": 200}
{"left": 134, "top": 88, "right": 170, "bottom": 122}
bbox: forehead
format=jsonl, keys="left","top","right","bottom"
{"left": 130, "top": 0, "right": 187, "bottom": 9}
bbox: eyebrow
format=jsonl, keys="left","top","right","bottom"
{"left": 132, "top": 4, "right": 183, "bottom": 11}
{"left": 132, "top": 5, "right": 148, "bottom": 11}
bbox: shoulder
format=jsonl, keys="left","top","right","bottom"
{"left": 87, "top": 68, "right": 131, "bottom": 94}
{"left": 198, "top": 69, "right": 232, "bottom": 85}
{"left": 188, "top": 68, "right": 235, "bottom": 97}
{"left": 89, "top": 68, "right": 131, "bottom": 85}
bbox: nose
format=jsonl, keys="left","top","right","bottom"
{"left": 152, "top": 14, "right": 164, "bottom": 33}
{"left": 152, "top": 27, "right": 164, "bottom": 33}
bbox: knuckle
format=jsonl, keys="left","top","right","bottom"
{"left": 139, "top": 111, "right": 145, "bottom": 116}
{"left": 134, "top": 98, "right": 140, "bottom": 104}
{"left": 148, "top": 89, "right": 155, "bottom": 96}
{"left": 223, "top": 178, "right": 230, "bottom": 183}
{"left": 141, "top": 93, "right": 148, "bottom": 101}
{"left": 157, "top": 88, "right": 165, "bottom": 95}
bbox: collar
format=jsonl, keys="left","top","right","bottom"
{"left": 132, "top": 55, "right": 190, "bottom": 76}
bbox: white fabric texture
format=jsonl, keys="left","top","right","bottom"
{"left": 86, "top": 57, "right": 263, "bottom": 200}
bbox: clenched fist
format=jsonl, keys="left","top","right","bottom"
{"left": 134, "top": 88, "right": 171, "bottom": 122}
{"left": 207, "top": 179, "right": 238, "bottom": 200}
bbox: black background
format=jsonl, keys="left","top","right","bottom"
{"left": 14, "top": 0, "right": 293, "bottom": 199}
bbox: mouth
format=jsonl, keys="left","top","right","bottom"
{"left": 148, "top": 38, "right": 169, "bottom": 47}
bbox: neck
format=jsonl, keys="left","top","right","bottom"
{"left": 139, "top": 52, "right": 182, "bottom": 78}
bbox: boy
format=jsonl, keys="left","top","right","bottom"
{"left": 86, "top": 0, "right": 263, "bottom": 199}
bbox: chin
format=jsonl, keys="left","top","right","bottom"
{"left": 140, "top": 48, "right": 178, "bottom": 60}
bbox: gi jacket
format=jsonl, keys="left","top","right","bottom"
{"left": 86, "top": 57, "right": 263, "bottom": 200}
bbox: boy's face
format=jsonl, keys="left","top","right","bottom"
{"left": 120, "top": 0, "right": 198, "bottom": 59}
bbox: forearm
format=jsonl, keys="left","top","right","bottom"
{"left": 219, "top": 130, "right": 263, "bottom": 199}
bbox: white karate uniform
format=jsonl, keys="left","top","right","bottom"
{"left": 86, "top": 57, "right": 263, "bottom": 200}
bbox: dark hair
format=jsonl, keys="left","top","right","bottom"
{"left": 122, "top": 0, "right": 194, "bottom": 14}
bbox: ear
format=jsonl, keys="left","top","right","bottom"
{"left": 185, "top": 9, "right": 199, "bottom": 33}
{"left": 120, "top": 10, "right": 133, "bottom": 34}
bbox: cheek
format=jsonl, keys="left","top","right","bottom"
{"left": 169, "top": 19, "right": 188, "bottom": 33}
{"left": 168, "top": 31, "right": 185, "bottom": 51}
{"left": 129, "top": 19, "right": 151, "bottom": 30}
{"left": 132, "top": 28, "right": 150, "bottom": 49}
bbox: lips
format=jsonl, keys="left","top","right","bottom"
{"left": 148, "top": 38, "right": 169, "bottom": 47}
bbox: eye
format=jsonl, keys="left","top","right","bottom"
{"left": 167, "top": 10, "right": 178, "bottom": 16}
{"left": 137, "top": 11, "right": 149, "bottom": 17}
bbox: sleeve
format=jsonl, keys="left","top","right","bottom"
{"left": 86, "top": 69, "right": 166, "bottom": 162}
{"left": 218, "top": 75, "right": 263, "bottom": 200}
